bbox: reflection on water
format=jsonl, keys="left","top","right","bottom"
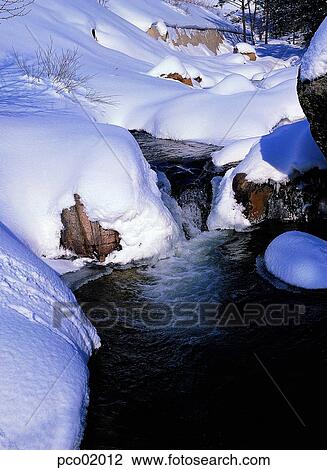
{"left": 76, "top": 221, "right": 327, "bottom": 450}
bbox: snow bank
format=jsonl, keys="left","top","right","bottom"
{"left": 148, "top": 55, "right": 189, "bottom": 78}
{"left": 265, "top": 231, "right": 327, "bottom": 289}
{"left": 208, "top": 120, "right": 327, "bottom": 230}
{"left": 0, "top": 115, "right": 181, "bottom": 264}
{"left": 0, "top": 222, "right": 99, "bottom": 449}
{"left": 211, "top": 137, "right": 260, "bottom": 167}
{"left": 208, "top": 74, "right": 257, "bottom": 95}
{"left": 301, "top": 17, "right": 327, "bottom": 81}
{"left": 234, "top": 42, "right": 256, "bottom": 54}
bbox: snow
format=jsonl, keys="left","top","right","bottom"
{"left": 208, "top": 120, "right": 327, "bottom": 230}
{"left": 301, "top": 17, "right": 327, "bottom": 81}
{"left": 148, "top": 55, "right": 189, "bottom": 78}
{"left": 0, "top": 115, "right": 181, "bottom": 264}
{"left": 211, "top": 137, "right": 260, "bottom": 167}
{"left": 235, "top": 42, "right": 256, "bottom": 54}
{"left": 265, "top": 231, "right": 327, "bottom": 289}
{"left": 0, "top": 222, "right": 99, "bottom": 449}
{"left": 0, "top": 0, "right": 306, "bottom": 263}
{"left": 156, "top": 20, "right": 168, "bottom": 38}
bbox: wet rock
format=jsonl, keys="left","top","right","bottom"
{"left": 298, "top": 74, "right": 327, "bottom": 158}
{"left": 61, "top": 194, "right": 121, "bottom": 262}
{"left": 161, "top": 72, "right": 193, "bottom": 87}
{"left": 233, "top": 169, "right": 327, "bottom": 224}
{"left": 232, "top": 173, "right": 273, "bottom": 222}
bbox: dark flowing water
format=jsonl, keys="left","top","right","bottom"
{"left": 74, "top": 133, "right": 327, "bottom": 450}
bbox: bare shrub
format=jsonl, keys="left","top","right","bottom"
{"left": 0, "top": 0, "right": 34, "bottom": 20}
{"left": 14, "top": 40, "right": 112, "bottom": 104}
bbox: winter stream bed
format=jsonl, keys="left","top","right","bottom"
{"left": 69, "top": 133, "right": 327, "bottom": 450}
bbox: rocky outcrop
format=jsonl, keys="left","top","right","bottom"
{"left": 233, "top": 169, "right": 327, "bottom": 224}
{"left": 298, "top": 75, "right": 327, "bottom": 158}
{"left": 161, "top": 72, "right": 193, "bottom": 86}
{"left": 61, "top": 194, "right": 121, "bottom": 262}
{"left": 147, "top": 23, "right": 225, "bottom": 55}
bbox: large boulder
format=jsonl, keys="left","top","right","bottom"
{"left": 298, "top": 18, "right": 327, "bottom": 158}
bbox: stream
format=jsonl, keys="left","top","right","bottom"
{"left": 72, "top": 132, "right": 327, "bottom": 450}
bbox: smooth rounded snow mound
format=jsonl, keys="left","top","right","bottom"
{"left": 265, "top": 231, "right": 327, "bottom": 289}
{"left": 208, "top": 73, "right": 257, "bottom": 95}
{"left": 301, "top": 17, "right": 327, "bottom": 82}
{"left": 235, "top": 42, "right": 256, "bottom": 54}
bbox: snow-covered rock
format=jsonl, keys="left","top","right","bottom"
{"left": 299, "top": 18, "right": 327, "bottom": 159}
{"left": 0, "top": 222, "right": 99, "bottom": 449}
{"left": 208, "top": 74, "right": 257, "bottom": 95}
{"left": 208, "top": 120, "right": 327, "bottom": 229}
{"left": 0, "top": 115, "right": 181, "bottom": 264}
{"left": 234, "top": 42, "right": 257, "bottom": 61}
{"left": 265, "top": 231, "right": 327, "bottom": 289}
{"left": 301, "top": 17, "right": 327, "bottom": 82}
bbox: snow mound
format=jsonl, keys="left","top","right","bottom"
{"left": 148, "top": 55, "right": 189, "bottom": 78}
{"left": 235, "top": 42, "right": 256, "bottom": 54}
{"left": 208, "top": 74, "right": 257, "bottom": 95}
{"left": 0, "top": 115, "right": 181, "bottom": 264}
{"left": 265, "top": 231, "right": 327, "bottom": 289}
{"left": 208, "top": 120, "right": 327, "bottom": 230}
{"left": 212, "top": 137, "right": 260, "bottom": 167}
{"left": 0, "top": 222, "right": 99, "bottom": 449}
{"left": 301, "top": 17, "right": 327, "bottom": 81}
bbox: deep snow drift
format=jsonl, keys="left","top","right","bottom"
{"left": 208, "top": 121, "right": 327, "bottom": 230}
{"left": 0, "top": 223, "right": 99, "bottom": 449}
{"left": 0, "top": 115, "right": 181, "bottom": 264}
{"left": 301, "top": 17, "right": 327, "bottom": 81}
{"left": 264, "top": 231, "right": 327, "bottom": 289}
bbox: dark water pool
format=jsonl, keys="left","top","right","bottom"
{"left": 76, "top": 220, "right": 327, "bottom": 450}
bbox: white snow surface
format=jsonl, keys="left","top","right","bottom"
{"left": 235, "top": 42, "right": 256, "bottom": 54}
{"left": 265, "top": 231, "right": 327, "bottom": 289}
{"left": 0, "top": 222, "right": 99, "bottom": 449}
{"left": 208, "top": 120, "right": 327, "bottom": 230}
{"left": 0, "top": 0, "right": 305, "bottom": 262}
{"left": 301, "top": 17, "right": 327, "bottom": 81}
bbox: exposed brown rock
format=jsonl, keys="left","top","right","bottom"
{"left": 161, "top": 72, "right": 193, "bottom": 87}
{"left": 147, "top": 24, "right": 224, "bottom": 55}
{"left": 232, "top": 173, "right": 273, "bottom": 222}
{"left": 60, "top": 194, "right": 121, "bottom": 262}
{"left": 233, "top": 169, "right": 327, "bottom": 224}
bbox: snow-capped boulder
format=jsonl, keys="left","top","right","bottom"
{"left": 298, "top": 18, "right": 327, "bottom": 158}
{"left": 234, "top": 42, "right": 257, "bottom": 61}
{"left": 0, "top": 222, "right": 99, "bottom": 449}
{"left": 148, "top": 56, "right": 193, "bottom": 86}
{"left": 0, "top": 115, "right": 181, "bottom": 265}
{"left": 208, "top": 121, "right": 327, "bottom": 229}
{"left": 265, "top": 231, "right": 327, "bottom": 289}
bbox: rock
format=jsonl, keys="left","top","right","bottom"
{"left": 161, "top": 72, "right": 193, "bottom": 87}
{"left": 232, "top": 173, "right": 273, "bottom": 222}
{"left": 147, "top": 24, "right": 225, "bottom": 55}
{"left": 60, "top": 194, "right": 121, "bottom": 262}
{"left": 298, "top": 75, "right": 327, "bottom": 158}
{"left": 233, "top": 169, "right": 327, "bottom": 224}
{"left": 233, "top": 43, "right": 257, "bottom": 61}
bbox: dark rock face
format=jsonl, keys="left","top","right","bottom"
{"left": 233, "top": 169, "right": 327, "bottom": 224}
{"left": 61, "top": 194, "right": 121, "bottom": 262}
{"left": 298, "top": 74, "right": 327, "bottom": 158}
